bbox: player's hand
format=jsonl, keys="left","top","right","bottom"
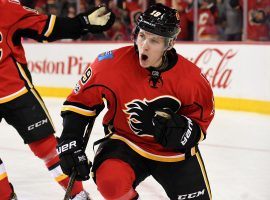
{"left": 152, "top": 108, "right": 200, "bottom": 150}
{"left": 77, "top": 6, "right": 115, "bottom": 33}
{"left": 57, "top": 139, "right": 91, "bottom": 181}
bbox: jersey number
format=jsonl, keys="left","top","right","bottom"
{"left": 0, "top": 32, "right": 3, "bottom": 62}
{"left": 81, "top": 67, "right": 92, "bottom": 85}
{"left": 150, "top": 10, "right": 162, "bottom": 17}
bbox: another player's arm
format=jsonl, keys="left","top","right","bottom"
{"left": 17, "top": 6, "right": 115, "bottom": 42}
{"left": 43, "top": 6, "right": 115, "bottom": 42}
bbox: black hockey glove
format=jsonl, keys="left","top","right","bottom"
{"left": 57, "top": 139, "right": 91, "bottom": 181}
{"left": 76, "top": 6, "right": 115, "bottom": 34}
{"left": 152, "top": 108, "right": 201, "bottom": 150}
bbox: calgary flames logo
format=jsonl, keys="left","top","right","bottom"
{"left": 123, "top": 96, "right": 181, "bottom": 136}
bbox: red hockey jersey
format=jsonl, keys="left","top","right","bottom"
{"left": 186, "top": 6, "right": 219, "bottom": 40}
{"left": 62, "top": 46, "right": 215, "bottom": 162}
{"left": 0, "top": 0, "right": 56, "bottom": 103}
{"left": 246, "top": 0, "right": 270, "bottom": 40}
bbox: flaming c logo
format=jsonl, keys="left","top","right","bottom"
{"left": 123, "top": 96, "right": 181, "bottom": 136}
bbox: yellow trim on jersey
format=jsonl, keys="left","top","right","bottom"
{"left": 191, "top": 147, "right": 196, "bottom": 155}
{"left": 16, "top": 62, "right": 33, "bottom": 88}
{"left": 196, "top": 152, "right": 212, "bottom": 199}
{"left": 0, "top": 87, "right": 28, "bottom": 103}
{"left": 16, "top": 62, "right": 56, "bottom": 130}
{"left": 111, "top": 134, "right": 196, "bottom": 162}
{"left": 55, "top": 174, "right": 68, "bottom": 182}
{"left": 44, "top": 15, "right": 56, "bottom": 37}
{"left": 31, "top": 88, "right": 56, "bottom": 131}
{"left": 199, "top": 130, "right": 205, "bottom": 142}
{"left": 61, "top": 105, "right": 96, "bottom": 117}
{"left": 0, "top": 172, "right": 7, "bottom": 181}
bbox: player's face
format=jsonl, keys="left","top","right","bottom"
{"left": 136, "top": 30, "right": 166, "bottom": 69}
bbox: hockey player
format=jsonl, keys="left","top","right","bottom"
{"left": 0, "top": 0, "right": 115, "bottom": 199}
{"left": 57, "top": 3, "right": 214, "bottom": 200}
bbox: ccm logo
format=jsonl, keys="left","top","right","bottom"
{"left": 27, "top": 119, "right": 48, "bottom": 131}
{"left": 178, "top": 189, "right": 205, "bottom": 199}
{"left": 57, "top": 141, "right": 76, "bottom": 154}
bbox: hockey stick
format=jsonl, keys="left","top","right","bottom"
{"left": 63, "top": 119, "right": 95, "bottom": 200}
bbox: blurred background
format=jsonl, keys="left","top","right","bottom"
{"left": 20, "top": 0, "right": 270, "bottom": 42}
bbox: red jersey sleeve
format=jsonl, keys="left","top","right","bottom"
{"left": 62, "top": 50, "right": 119, "bottom": 128}
{"left": 1, "top": 0, "right": 54, "bottom": 64}
{"left": 2, "top": 0, "right": 49, "bottom": 35}
{"left": 62, "top": 57, "right": 106, "bottom": 117}
{"left": 179, "top": 68, "right": 215, "bottom": 135}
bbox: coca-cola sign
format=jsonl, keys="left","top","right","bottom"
{"left": 189, "top": 48, "right": 237, "bottom": 89}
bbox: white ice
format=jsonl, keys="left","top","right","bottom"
{"left": 0, "top": 98, "right": 270, "bottom": 200}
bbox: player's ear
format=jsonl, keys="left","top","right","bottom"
{"left": 166, "top": 39, "right": 175, "bottom": 51}
{"left": 168, "top": 40, "right": 175, "bottom": 50}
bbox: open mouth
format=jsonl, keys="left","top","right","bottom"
{"left": 141, "top": 54, "right": 148, "bottom": 61}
